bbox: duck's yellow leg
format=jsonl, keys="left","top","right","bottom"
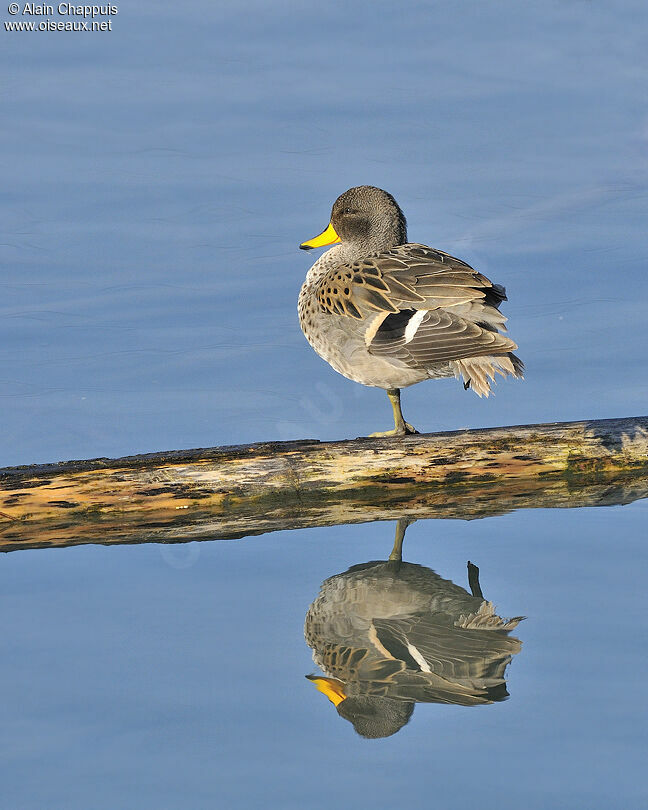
{"left": 388, "top": 518, "right": 415, "bottom": 561}
{"left": 369, "top": 388, "right": 419, "bottom": 437}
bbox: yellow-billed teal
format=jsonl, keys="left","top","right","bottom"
{"left": 299, "top": 186, "right": 523, "bottom": 436}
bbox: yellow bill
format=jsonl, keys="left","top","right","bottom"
{"left": 305, "top": 675, "right": 347, "bottom": 706}
{"left": 299, "top": 222, "right": 341, "bottom": 251}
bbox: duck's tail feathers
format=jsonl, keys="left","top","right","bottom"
{"left": 454, "top": 353, "right": 524, "bottom": 398}
{"left": 456, "top": 600, "right": 526, "bottom": 632}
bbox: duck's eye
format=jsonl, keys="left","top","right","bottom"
{"left": 344, "top": 207, "right": 354, "bottom": 214}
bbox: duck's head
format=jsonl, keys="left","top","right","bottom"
{"left": 300, "top": 186, "right": 408, "bottom": 260}
{"left": 305, "top": 675, "right": 414, "bottom": 738}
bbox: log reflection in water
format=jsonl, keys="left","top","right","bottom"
{"left": 1, "top": 470, "right": 646, "bottom": 553}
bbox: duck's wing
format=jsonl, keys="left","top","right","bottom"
{"left": 316, "top": 613, "right": 522, "bottom": 706}
{"left": 371, "top": 613, "right": 522, "bottom": 692}
{"left": 316, "top": 244, "right": 519, "bottom": 367}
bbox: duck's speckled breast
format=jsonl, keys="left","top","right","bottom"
{"left": 298, "top": 248, "right": 437, "bottom": 389}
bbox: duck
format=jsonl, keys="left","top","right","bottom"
{"left": 304, "top": 520, "right": 524, "bottom": 738}
{"left": 299, "top": 186, "right": 523, "bottom": 436}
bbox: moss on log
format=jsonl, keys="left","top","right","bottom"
{"left": 0, "top": 415, "right": 646, "bottom": 553}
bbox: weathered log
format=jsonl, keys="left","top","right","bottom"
{"left": 0, "top": 415, "right": 646, "bottom": 553}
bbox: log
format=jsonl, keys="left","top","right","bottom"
{"left": 0, "top": 415, "right": 646, "bottom": 554}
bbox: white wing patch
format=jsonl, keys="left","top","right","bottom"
{"left": 406, "top": 641, "right": 432, "bottom": 672}
{"left": 404, "top": 310, "right": 428, "bottom": 344}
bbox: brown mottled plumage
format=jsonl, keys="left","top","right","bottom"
{"left": 299, "top": 186, "right": 523, "bottom": 436}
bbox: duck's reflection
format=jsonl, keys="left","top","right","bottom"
{"left": 305, "top": 519, "right": 524, "bottom": 738}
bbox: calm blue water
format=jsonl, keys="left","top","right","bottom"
{"left": 2, "top": 1, "right": 647, "bottom": 808}
{"left": 3, "top": 504, "right": 648, "bottom": 809}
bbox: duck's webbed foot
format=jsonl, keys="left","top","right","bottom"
{"left": 369, "top": 423, "right": 418, "bottom": 438}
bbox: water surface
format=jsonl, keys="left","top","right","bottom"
{"left": 2, "top": 500, "right": 647, "bottom": 809}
